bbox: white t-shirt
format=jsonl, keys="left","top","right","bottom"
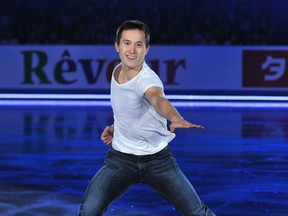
{"left": 110, "top": 62, "right": 175, "bottom": 155}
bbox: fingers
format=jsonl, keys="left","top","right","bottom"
{"left": 190, "top": 124, "right": 204, "bottom": 129}
{"left": 101, "top": 125, "right": 114, "bottom": 145}
{"left": 103, "top": 138, "right": 112, "bottom": 145}
{"left": 101, "top": 136, "right": 112, "bottom": 145}
{"left": 169, "top": 121, "right": 204, "bottom": 132}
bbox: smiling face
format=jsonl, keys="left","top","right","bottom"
{"left": 115, "top": 29, "right": 150, "bottom": 73}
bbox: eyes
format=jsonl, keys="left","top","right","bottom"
{"left": 122, "top": 40, "right": 144, "bottom": 48}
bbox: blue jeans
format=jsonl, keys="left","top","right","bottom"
{"left": 78, "top": 146, "right": 216, "bottom": 216}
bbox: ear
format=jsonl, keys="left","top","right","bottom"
{"left": 145, "top": 45, "right": 150, "bottom": 55}
{"left": 114, "top": 42, "right": 119, "bottom": 53}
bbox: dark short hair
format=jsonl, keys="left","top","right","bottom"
{"left": 115, "top": 20, "right": 150, "bottom": 47}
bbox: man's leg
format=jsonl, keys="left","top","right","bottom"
{"left": 143, "top": 148, "right": 216, "bottom": 216}
{"left": 78, "top": 152, "right": 138, "bottom": 216}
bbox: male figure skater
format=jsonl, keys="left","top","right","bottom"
{"left": 78, "top": 20, "right": 216, "bottom": 216}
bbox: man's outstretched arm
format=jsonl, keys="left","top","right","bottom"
{"left": 144, "top": 87, "right": 204, "bottom": 132}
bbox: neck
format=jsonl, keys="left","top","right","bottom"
{"left": 118, "top": 63, "right": 143, "bottom": 84}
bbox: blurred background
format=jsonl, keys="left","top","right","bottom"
{"left": 1, "top": 0, "right": 287, "bottom": 46}
{"left": 2, "top": 0, "right": 288, "bottom": 98}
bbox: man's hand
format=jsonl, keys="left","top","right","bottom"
{"left": 169, "top": 119, "right": 204, "bottom": 133}
{"left": 101, "top": 125, "right": 114, "bottom": 145}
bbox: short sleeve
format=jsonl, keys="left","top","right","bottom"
{"left": 137, "top": 70, "right": 164, "bottom": 96}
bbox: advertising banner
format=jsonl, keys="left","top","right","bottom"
{"left": 1, "top": 45, "right": 288, "bottom": 95}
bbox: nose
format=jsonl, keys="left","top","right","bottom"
{"left": 128, "top": 44, "right": 136, "bottom": 53}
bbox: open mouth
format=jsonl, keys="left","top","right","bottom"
{"left": 126, "top": 55, "right": 137, "bottom": 60}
